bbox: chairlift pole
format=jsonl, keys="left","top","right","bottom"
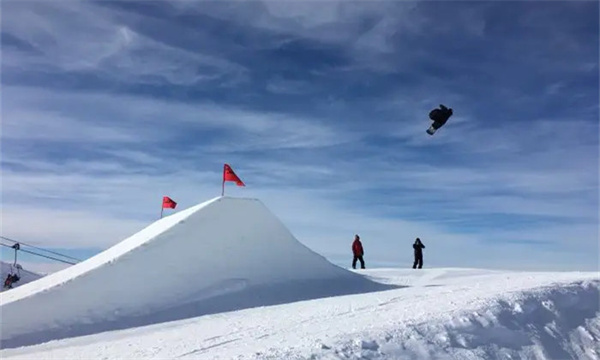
{"left": 12, "top": 243, "right": 20, "bottom": 266}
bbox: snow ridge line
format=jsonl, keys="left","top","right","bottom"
{"left": 266, "top": 279, "right": 600, "bottom": 360}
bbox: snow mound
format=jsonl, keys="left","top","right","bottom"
{"left": 1, "top": 269, "right": 597, "bottom": 359}
{"left": 312, "top": 279, "right": 600, "bottom": 360}
{"left": 0, "top": 196, "right": 394, "bottom": 349}
{"left": 0, "top": 261, "right": 44, "bottom": 291}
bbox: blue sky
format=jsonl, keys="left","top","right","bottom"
{"left": 2, "top": 0, "right": 598, "bottom": 274}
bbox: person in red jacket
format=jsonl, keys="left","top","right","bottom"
{"left": 352, "top": 234, "right": 365, "bottom": 269}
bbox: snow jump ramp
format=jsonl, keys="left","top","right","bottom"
{"left": 0, "top": 196, "right": 395, "bottom": 348}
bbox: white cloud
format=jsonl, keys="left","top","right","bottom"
{"left": 1, "top": 0, "right": 597, "bottom": 272}
{"left": 2, "top": 1, "right": 247, "bottom": 86}
{"left": 2, "top": 1, "right": 125, "bottom": 70}
{"left": 96, "top": 27, "right": 244, "bottom": 86}
{"left": 2, "top": 144, "right": 597, "bottom": 271}
{"left": 1, "top": 206, "right": 150, "bottom": 248}
{"left": 2, "top": 84, "right": 595, "bottom": 261}
{"left": 2, "top": 108, "right": 138, "bottom": 143}
{"left": 170, "top": 0, "right": 423, "bottom": 72}
{"left": 2, "top": 86, "right": 358, "bottom": 150}
{"left": 266, "top": 77, "right": 313, "bottom": 95}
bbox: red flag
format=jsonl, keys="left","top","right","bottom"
{"left": 162, "top": 196, "right": 177, "bottom": 209}
{"left": 223, "top": 164, "right": 245, "bottom": 186}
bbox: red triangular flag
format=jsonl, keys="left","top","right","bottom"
{"left": 162, "top": 196, "right": 177, "bottom": 209}
{"left": 223, "top": 164, "right": 245, "bottom": 186}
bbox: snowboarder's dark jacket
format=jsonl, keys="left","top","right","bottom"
{"left": 429, "top": 105, "right": 453, "bottom": 126}
{"left": 413, "top": 240, "right": 425, "bottom": 255}
{"left": 4, "top": 274, "right": 19, "bottom": 288}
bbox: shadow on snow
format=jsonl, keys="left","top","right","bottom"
{"left": 1, "top": 275, "right": 402, "bottom": 349}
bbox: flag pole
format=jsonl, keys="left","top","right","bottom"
{"left": 160, "top": 196, "right": 165, "bottom": 219}
{"left": 221, "top": 164, "right": 225, "bottom": 196}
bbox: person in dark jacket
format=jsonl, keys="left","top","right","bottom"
{"left": 4, "top": 274, "right": 13, "bottom": 289}
{"left": 3, "top": 273, "right": 19, "bottom": 289}
{"left": 427, "top": 104, "right": 453, "bottom": 135}
{"left": 352, "top": 234, "right": 365, "bottom": 269}
{"left": 412, "top": 238, "right": 425, "bottom": 269}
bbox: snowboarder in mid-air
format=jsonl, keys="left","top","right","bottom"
{"left": 427, "top": 104, "right": 453, "bottom": 135}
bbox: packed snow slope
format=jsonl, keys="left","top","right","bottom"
{"left": 1, "top": 268, "right": 597, "bottom": 360}
{"left": 0, "top": 261, "right": 44, "bottom": 292}
{"left": 0, "top": 196, "right": 393, "bottom": 349}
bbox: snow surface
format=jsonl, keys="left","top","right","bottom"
{"left": 0, "top": 196, "right": 390, "bottom": 349}
{"left": 0, "top": 261, "right": 44, "bottom": 292}
{"left": 1, "top": 196, "right": 598, "bottom": 359}
{"left": 1, "top": 268, "right": 598, "bottom": 359}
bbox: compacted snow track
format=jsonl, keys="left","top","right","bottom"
{"left": 1, "top": 269, "right": 598, "bottom": 360}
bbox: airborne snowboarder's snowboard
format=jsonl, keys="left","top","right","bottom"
{"left": 426, "top": 123, "right": 443, "bottom": 135}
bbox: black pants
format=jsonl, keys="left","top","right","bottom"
{"left": 352, "top": 255, "right": 365, "bottom": 269}
{"left": 413, "top": 255, "right": 423, "bottom": 269}
{"left": 431, "top": 121, "right": 445, "bottom": 130}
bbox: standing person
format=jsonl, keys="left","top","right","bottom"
{"left": 412, "top": 238, "right": 425, "bottom": 269}
{"left": 352, "top": 234, "right": 365, "bottom": 269}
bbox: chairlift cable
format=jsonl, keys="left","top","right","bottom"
{"left": 0, "top": 242, "right": 78, "bottom": 265}
{"left": 0, "top": 236, "right": 82, "bottom": 262}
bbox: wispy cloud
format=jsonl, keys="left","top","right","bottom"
{"left": 2, "top": 85, "right": 361, "bottom": 161}
{"left": 1, "top": 206, "right": 149, "bottom": 249}
{"left": 2, "top": 1, "right": 246, "bottom": 86}
{"left": 1, "top": 0, "right": 598, "bottom": 272}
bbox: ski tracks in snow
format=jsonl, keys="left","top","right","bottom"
{"left": 1, "top": 270, "right": 598, "bottom": 360}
